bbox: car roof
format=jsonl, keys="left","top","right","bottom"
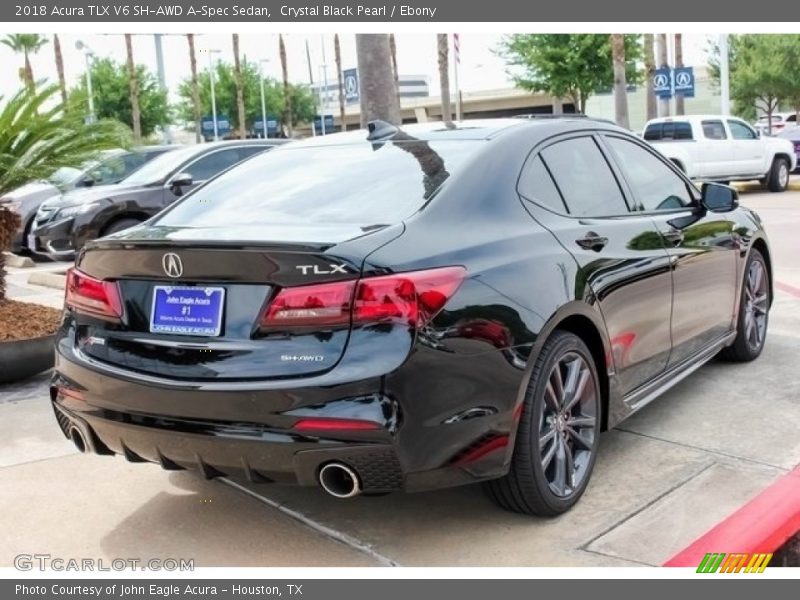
{"left": 285, "top": 116, "right": 623, "bottom": 149}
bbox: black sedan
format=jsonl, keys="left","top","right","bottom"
{"left": 30, "top": 139, "right": 285, "bottom": 260}
{"left": 50, "top": 118, "right": 771, "bottom": 516}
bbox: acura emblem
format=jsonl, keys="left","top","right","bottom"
{"left": 162, "top": 253, "right": 183, "bottom": 278}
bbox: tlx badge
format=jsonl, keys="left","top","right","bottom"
{"left": 296, "top": 264, "right": 347, "bottom": 275}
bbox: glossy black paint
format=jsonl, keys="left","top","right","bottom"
{"left": 51, "top": 118, "right": 771, "bottom": 493}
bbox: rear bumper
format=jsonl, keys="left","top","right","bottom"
{"left": 51, "top": 332, "right": 523, "bottom": 493}
{"left": 52, "top": 401, "right": 405, "bottom": 493}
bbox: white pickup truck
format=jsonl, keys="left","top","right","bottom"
{"left": 642, "top": 115, "right": 796, "bottom": 192}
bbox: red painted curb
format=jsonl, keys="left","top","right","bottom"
{"left": 775, "top": 281, "right": 800, "bottom": 299}
{"left": 664, "top": 467, "right": 800, "bottom": 567}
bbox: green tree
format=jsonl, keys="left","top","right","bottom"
{"left": 709, "top": 35, "right": 800, "bottom": 127}
{"left": 70, "top": 57, "right": 170, "bottom": 139}
{"left": 1, "top": 34, "right": 48, "bottom": 92}
{"left": 498, "top": 34, "right": 642, "bottom": 114}
{"left": 0, "top": 85, "right": 129, "bottom": 299}
{"left": 176, "top": 60, "right": 316, "bottom": 133}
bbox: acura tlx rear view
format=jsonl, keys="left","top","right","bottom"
{"left": 49, "top": 119, "right": 772, "bottom": 516}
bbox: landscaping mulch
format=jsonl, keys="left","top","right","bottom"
{"left": 0, "top": 299, "right": 62, "bottom": 341}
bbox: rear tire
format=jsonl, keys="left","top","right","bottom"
{"left": 720, "top": 249, "right": 770, "bottom": 362}
{"left": 485, "top": 330, "right": 601, "bottom": 516}
{"left": 767, "top": 157, "right": 790, "bottom": 192}
{"left": 102, "top": 218, "right": 142, "bottom": 236}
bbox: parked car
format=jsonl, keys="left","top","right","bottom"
{"left": 754, "top": 112, "right": 797, "bottom": 136}
{"left": 51, "top": 118, "right": 771, "bottom": 516}
{"left": 643, "top": 115, "right": 795, "bottom": 191}
{"left": 30, "top": 140, "right": 284, "bottom": 261}
{"left": 776, "top": 125, "right": 800, "bottom": 172}
{"left": 2, "top": 146, "right": 176, "bottom": 254}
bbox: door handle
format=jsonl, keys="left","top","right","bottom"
{"left": 661, "top": 228, "right": 684, "bottom": 246}
{"left": 575, "top": 232, "right": 608, "bottom": 252}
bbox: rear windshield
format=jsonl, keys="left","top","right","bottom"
{"left": 155, "top": 140, "right": 481, "bottom": 228}
{"left": 643, "top": 121, "right": 693, "bottom": 141}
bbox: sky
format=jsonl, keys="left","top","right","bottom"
{"left": 0, "top": 33, "right": 713, "bottom": 103}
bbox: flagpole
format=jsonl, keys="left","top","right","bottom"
{"left": 453, "top": 33, "right": 461, "bottom": 121}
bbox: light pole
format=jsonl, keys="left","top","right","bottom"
{"left": 75, "top": 40, "right": 95, "bottom": 123}
{"left": 207, "top": 49, "right": 221, "bottom": 141}
{"left": 259, "top": 59, "right": 270, "bottom": 138}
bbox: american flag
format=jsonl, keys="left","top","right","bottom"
{"left": 453, "top": 33, "right": 460, "bottom": 64}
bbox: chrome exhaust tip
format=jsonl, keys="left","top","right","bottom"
{"left": 68, "top": 426, "right": 88, "bottom": 454}
{"left": 318, "top": 462, "right": 361, "bottom": 499}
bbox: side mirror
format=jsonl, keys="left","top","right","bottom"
{"left": 168, "top": 172, "right": 193, "bottom": 195}
{"left": 78, "top": 177, "right": 96, "bottom": 188}
{"left": 701, "top": 182, "right": 739, "bottom": 213}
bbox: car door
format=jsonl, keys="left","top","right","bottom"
{"left": 601, "top": 133, "right": 738, "bottom": 368}
{"left": 698, "top": 118, "right": 732, "bottom": 178}
{"left": 727, "top": 118, "right": 764, "bottom": 175}
{"left": 518, "top": 134, "right": 674, "bottom": 396}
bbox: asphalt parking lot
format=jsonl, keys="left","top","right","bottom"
{"left": 2, "top": 185, "right": 800, "bottom": 568}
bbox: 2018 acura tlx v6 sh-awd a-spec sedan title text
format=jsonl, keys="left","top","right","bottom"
{"left": 51, "top": 118, "right": 772, "bottom": 516}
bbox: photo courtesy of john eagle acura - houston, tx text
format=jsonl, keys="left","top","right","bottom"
{"left": 51, "top": 117, "right": 772, "bottom": 516}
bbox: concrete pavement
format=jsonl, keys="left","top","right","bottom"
{"left": 1, "top": 186, "right": 799, "bottom": 567}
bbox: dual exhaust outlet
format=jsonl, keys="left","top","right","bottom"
{"left": 68, "top": 426, "right": 89, "bottom": 454}
{"left": 318, "top": 462, "right": 362, "bottom": 498}
{"left": 69, "top": 425, "right": 364, "bottom": 499}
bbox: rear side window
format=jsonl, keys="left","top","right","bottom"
{"left": 518, "top": 156, "right": 567, "bottom": 213}
{"left": 156, "top": 141, "right": 480, "bottom": 227}
{"left": 702, "top": 120, "right": 727, "bottom": 140}
{"left": 643, "top": 121, "right": 693, "bottom": 141}
{"left": 538, "top": 137, "right": 628, "bottom": 217}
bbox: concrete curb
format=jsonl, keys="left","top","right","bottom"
{"left": 3, "top": 252, "right": 35, "bottom": 268}
{"left": 664, "top": 466, "right": 800, "bottom": 567}
{"left": 28, "top": 271, "right": 66, "bottom": 290}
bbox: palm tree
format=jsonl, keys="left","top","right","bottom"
{"left": 389, "top": 34, "right": 401, "bottom": 108}
{"left": 674, "top": 33, "right": 685, "bottom": 115}
{"left": 657, "top": 33, "right": 670, "bottom": 117}
{"left": 186, "top": 34, "right": 202, "bottom": 143}
{"left": 279, "top": 34, "right": 292, "bottom": 137}
{"left": 53, "top": 34, "right": 67, "bottom": 107}
{"left": 334, "top": 34, "right": 347, "bottom": 132}
{"left": 610, "top": 34, "right": 630, "bottom": 130}
{"left": 355, "top": 34, "right": 401, "bottom": 126}
{"left": 232, "top": 34, "right": 246, "bottom": 139}
{"left": 437, "top": 34, "right": 452, "bottom": 123}
{"left": 0, "top": 85, "right": 128, "bottom": 299}
{"left": 644, "top": 34, "right": 657, "bottom": 121}
{"left": 124, "top": 34, "right": 142, "bottom": 142}
{"left": 1, "top": 34, "right": 49, "bottom": 92}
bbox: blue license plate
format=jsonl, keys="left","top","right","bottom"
{"left": 150, "top": 286, "right": 225, "bottom": 337}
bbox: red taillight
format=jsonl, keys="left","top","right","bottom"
{"left": 64, "top": 268, "right": 123, "bottom": 321}
{"left": 353, "top": 267, "right": 466, "bottom": 327}
{"left": 294, "top": 417, "right": 381, "bottom": 431}
{"left": 262, "top": 280, "right": 355, "bottom": 328}
{"left": 259, "top": 266, "right": 466, "bottom": 331}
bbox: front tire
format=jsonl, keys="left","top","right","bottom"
{"left": 102, "top": 217, "right": 142, "bottom": 236}
{"left": 767, "top": 157, "right": 790, "bottom": 192}
{"left": 720, "top": 249, "right": 770, "bottom": 362}
{"left": 485, "top": 331, "right": 601, "bottom": 516}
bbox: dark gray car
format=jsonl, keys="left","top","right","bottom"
{"left": 30, "top": 139, "right": 285, "bottom": 261}
{"left": 3, "top": 146, "right": 176, "bottom": 253}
